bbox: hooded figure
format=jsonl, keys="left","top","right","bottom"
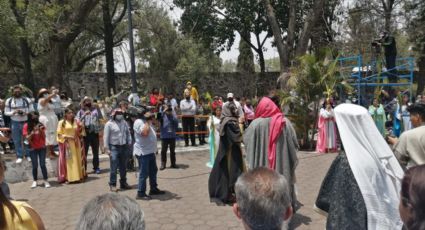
{"left": 243, "top": 97, "right": 299, "bottom": 209}
{"left": 315, "top": 104, "right": 404, "bottom": 229}
{"left": 208, "top": 102, "right": 245, "bottom": 205}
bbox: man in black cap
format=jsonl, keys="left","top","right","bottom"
{"left": 388, "top": 103, "right": 425, "bottom": 168}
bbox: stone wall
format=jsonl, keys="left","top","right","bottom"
{"left": 0, "top": 72, "right": 280, "bottom": 100}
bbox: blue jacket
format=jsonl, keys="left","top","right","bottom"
{"left": 160, "top": 112, "right": 178, "bottom": 139}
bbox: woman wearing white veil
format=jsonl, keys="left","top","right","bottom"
{"left": 315, "top": 104, "right": 404, "bottom": 229}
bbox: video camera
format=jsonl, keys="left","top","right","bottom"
{"left": 127, "top": 105, "right": 155, "bottom": 120}
{"left": 371, "top": 39, "right": 381, "bottom": 47}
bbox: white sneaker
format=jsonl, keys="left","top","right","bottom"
{"left": 27, "top": 158, "right": 31, "bottom": 162}
{"left": 16, "top": 158, "right": 23, "bottom": 164}
{"left": 31, "top": 181, "right": 37, "bottom": 188}
{"left": 44, "top": 181, "right": 51, "bottom": 188}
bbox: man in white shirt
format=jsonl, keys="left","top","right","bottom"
{"left": 4, "top": 85, "right": 34, "bottom": 163}
{"left": 180, "top": 89, "right": 197, "bottom": 147}
{"left": 133, "top": 110, "right": 165, "bottom": 200}
{"left": 389, "top": 103, "right": 425, "bottom": 168}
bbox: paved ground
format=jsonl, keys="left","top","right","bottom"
{"left": 7, "top": 147, "right": 336, "bottom": 230}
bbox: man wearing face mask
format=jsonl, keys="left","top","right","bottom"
{"left": 5, "top": 85, "right": 34, "bottom": 163}
{"left": 180, "top": 89, "right": 197, "bottom": 147}
{"left": 158, "top": 103, "right": 179, "bottom": 170}
{"left": 103, "top": 109, "right": 132, "bottom": 192}
{"left": 134, "top": 109, "right": 165, "bottom": 200}
{"left": 77, "top": 97, "right": 102, "bottom": 174}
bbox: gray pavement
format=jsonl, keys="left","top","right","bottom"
{"left": 7, "top": 149, "right": 337, "bottom": 230}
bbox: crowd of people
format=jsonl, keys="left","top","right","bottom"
{"left": 1, "top": 80, "right": 425, "bottom": 229}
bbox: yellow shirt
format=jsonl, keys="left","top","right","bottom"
{"left": 57, "top": 120, "right": 85, "bottom": 143}
{"left": 3, "top": 201, "right": 38, "bottom": 230}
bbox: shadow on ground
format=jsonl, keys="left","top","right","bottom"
{"left": 151, "top": 190, "right": 181, "bottom": 201}
{"left": 289, "top": 213, "right": 313, "bottom": 229}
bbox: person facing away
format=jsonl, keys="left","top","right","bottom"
{"left": 76, "top": 193, "right": 145, "bottom": 230}
{"left": 23, "top": 111, "right": 51, "bottom": 189}
{"left": 399, "top": 165, "right": 425, "bottom": 230}
{"left": 5, "top": 85, "right": 34, "bottom": 163}
{"left": 158, "top": 103, "right": 179, "bottom": 170}
{"left": 103, "top": 109, "right": 132, "bottom": 192}
{"left": 389, "top": 103, "right": 425, "bottom": 169}
{"left": 208, "top": 102, "right": 246, "bottom": 205}
{"left": 133, "top": 110, "right": 165, "bottom": 200}
{"left": 0, "top": 156, "right": 46, "bottom": 230}
{"left": 180, "top": 89, "right": 197, "bottom": 147}
{"left": 243, "top": 96, "right": 299, "bottom": 210}
{"left": 315, "top": 104, "right": 404, "bottom": 230}
{"left": 76, "top": 97, "right": 102, "bottom": 174}
{"left": 233, "top": 167, "right": 293, "bottom": 230}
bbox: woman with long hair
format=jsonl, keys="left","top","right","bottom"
{"left": 0, "top": 157, "right": 45, "bottom": 229}
{"left": 400, "top": 165, "right": 425, "bottom": 230}
{"left": 37, "top": 88, "right": 59, "bottom": 158}
{"left": 57, "top": 108, "right": 86, "bottom": 183}
{"left": 23, "top": 111, "right": 50, "bottom": 189}
{"left": 206, "top": 107, "right": 221, "bottom": 168}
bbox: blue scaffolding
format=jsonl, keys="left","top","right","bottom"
{"left": 337, "top": 55, "right": 415, "bottom": 104}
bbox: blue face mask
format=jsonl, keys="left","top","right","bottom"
{"left": 115, "top": 115, "right": 124, "bottom": 121}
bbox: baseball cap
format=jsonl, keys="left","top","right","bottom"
{"left": 227, "top": 93, "right": 234, "bottom": 98}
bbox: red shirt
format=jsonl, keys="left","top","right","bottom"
{"left": 23, "top": 123, "right": 46, "bottom": 150}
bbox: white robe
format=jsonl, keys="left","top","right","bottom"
{"left": 334, "top": 104, "right": 404, "bottom": 230}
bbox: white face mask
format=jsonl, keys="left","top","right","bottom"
{"left": 115, "top": 115, "right": 124, "bottom": 121}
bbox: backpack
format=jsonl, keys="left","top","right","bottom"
{"left": 7, "top": 97, "right": 30, "bottom": 110}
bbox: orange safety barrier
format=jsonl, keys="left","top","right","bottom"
{"left": 155, "top": 114, "right": 212, "bottom": 136}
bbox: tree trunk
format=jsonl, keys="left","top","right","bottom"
{"left": 262, "top": 0, "right": 287, "bottom": 73}
{"left": 258, "top": 50, "right": 266, "bottom": 73}
{"left": 295, "top": 0, "right": 326, "bottom": 57}
{"left": 102, "top": 0, "right": 116, "bottom": 96}
{"left": 47, "top": 40, "right": 67, "bottom": 90}
{"left": 286, "top": 0, "right": 296, "bottom": 67}
{"left": 18, "top": 38, "right": 35, "bottom": 93}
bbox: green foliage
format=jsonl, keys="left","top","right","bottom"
{"left": 136, "top": 1, "right": 220, "bottom": 89}
{"left": 280, "top": 50, "right": 351, "bottom": 149}
{"left": 175, "top": 38, "right": 221, "bottom": 80}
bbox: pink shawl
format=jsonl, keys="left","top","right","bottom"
{"left": 254, "top": 97, "right": 286, "bottom": 169}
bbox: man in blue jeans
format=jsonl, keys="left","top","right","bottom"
{"left": 4, "top": 85, "right": 34, "bottom": 163}
{"left": 103, "top": 109, "right": 132, "bottom": 192}
{"left": 133, "top": 110, "right": 165, "bottom": 200}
